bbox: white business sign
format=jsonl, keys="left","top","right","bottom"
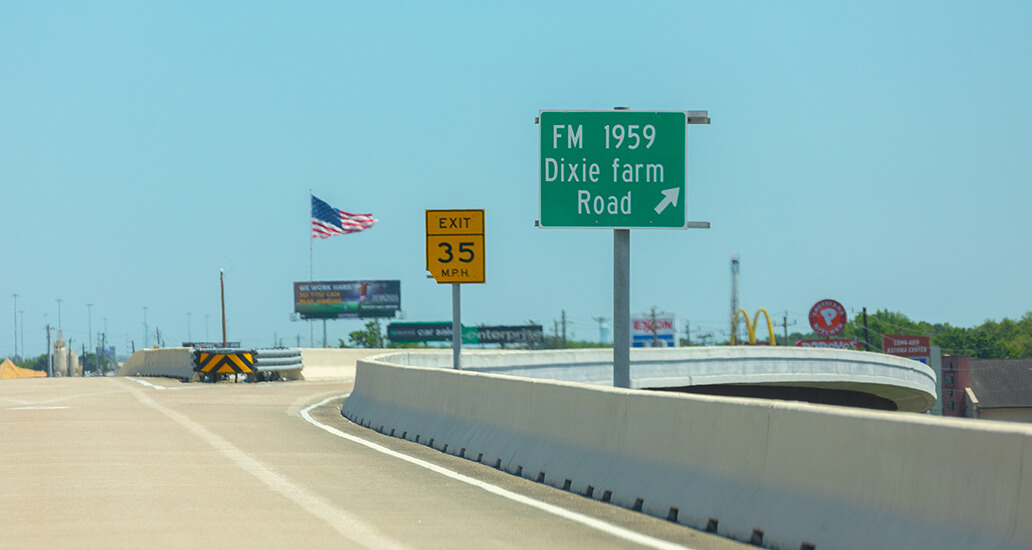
{"left": 632, "top": 313, "right": 679, "bottom": 348}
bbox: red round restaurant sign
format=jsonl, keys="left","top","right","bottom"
{"left": 809, "top": 299, "right": 847, "bottom": 336}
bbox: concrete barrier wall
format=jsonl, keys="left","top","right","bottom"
{"left": 298, "top": 348, "right": 388, "bottom": 380}
{"left": 343, "top": 356, "right": 1032, "bottom": 550}
{"left": 118, "top": 348, "right": 195, "bottom": 379}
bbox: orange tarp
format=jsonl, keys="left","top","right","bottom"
{"left": 0, "top": 358, "right": 47, "bottom": 379}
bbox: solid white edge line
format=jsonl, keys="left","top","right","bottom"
{"left": 126, "top": 383, "right": 405, "bottom": 550}
{"left": 300, "top": 394, "right": 695, "bottom": 550}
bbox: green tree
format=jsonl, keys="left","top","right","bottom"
{"left": 343, "top": 320, "right": 383, "bottom": 349}
{"left": 16, "top": 354, "right": 48, "bottom": 372}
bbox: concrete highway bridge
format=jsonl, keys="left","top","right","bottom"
{"left": 2, "top": 347, "right": 1029, "bottom": 549}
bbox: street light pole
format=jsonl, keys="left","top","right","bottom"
{"left": 220, "top": 270, "right": 227, "bottom": 347}
{"left": 12, "top": 293, "right": 18, "bottom": 359}
{"left": 87, "top": 304, "right": 93, "bottom": 373}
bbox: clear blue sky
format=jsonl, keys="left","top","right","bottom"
{"left": 3, "top": 1, "right": 1031, "bottom": 356}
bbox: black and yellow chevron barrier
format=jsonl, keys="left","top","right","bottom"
{"left": 193, "top": 350, "right": 255, "bottom": 375}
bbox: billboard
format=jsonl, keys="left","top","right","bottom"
{"left": 882, "top": 335, "right": 930, "bottom": 357}
{"left": 632, "top": 314, "right": 679, "bottom": 348}
{"left": 387, "top": 323, "right": 543, "bottom": 345}
{"left": 294, "top": 280, "right": 401, "bottom": 319}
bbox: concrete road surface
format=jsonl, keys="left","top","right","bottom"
{"left": 0, "top": 377, "right": 752, "bottom": 549}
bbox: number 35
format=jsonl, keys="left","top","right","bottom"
{"left": 437, "top": 242, "right": 475, "bottom": 263}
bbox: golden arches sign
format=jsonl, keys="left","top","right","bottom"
{"left": 730, "top": 308, "right": 777, "bottom": 346}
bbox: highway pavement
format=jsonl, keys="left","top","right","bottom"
{"left": 0, "top": 377, "right": 752, "bottom": 549}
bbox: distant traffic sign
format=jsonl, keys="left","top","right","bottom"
{"left": 426, "top": 209, "right": 485, "bottom": 284}
{"left": 808, "top": 299, "right": 847, "bottom": 336}
{"left": 539, "top": 110, "right": 689, "bottom": 229}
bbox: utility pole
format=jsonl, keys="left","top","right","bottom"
{"left": 592, "top": 316, "right": 608, "bottom": 346}
{"left": 187, "top": 312, "right": 192, "bottom": 342}
{"left": 99, "top": 332, "right": 106, "bottom": 374}
{"left": 220, "top": 269, "right": 227, "bottom": 347}
{"left": 12, "top": 293, "right": 18, "bottom": 359}
{"left": 56, "top": 298, "right": 63, "bottom": 330}
{"left": 775, "top": 311, "right": 797, "bottom": 346}
{"left": 142, "top": 306, "right": 149, "bottom": 348}
{"left": 684, "top": 321, "right": 691, "bottom": 346}
{"left": 45, "top": 324, "right": 52, "bottom": 377}
{"left": 651, "top": 307, "right": 659, "bottom": 347}
{"left": 561, "top": 309, "right": 569, "bottom": 346}
{"left": 730, "top": 255, "right": 740, "bottom": 345}
{"left": 863, "top": 307, "right": 871, "bottom": 351}
{"left": 87, "top": 304, "right": 93, "bottom": 371}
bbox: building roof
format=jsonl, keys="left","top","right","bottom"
{"left": 969, "top": 358, "right": 1032, "bottom": 409}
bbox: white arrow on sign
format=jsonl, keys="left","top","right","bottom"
{"left": 654, "top": 188, "right": 680, "bottom": 215}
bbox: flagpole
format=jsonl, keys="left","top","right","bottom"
{"left": 309, "top": 189, "right": 315, "bottom": 348}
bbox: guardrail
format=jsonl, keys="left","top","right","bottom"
{"left": 342, "top": 351, "right": 1032, "bottom": 550}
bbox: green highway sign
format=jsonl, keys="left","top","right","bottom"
{"left": 539, "top": 110, "right": 690, "bottom": 229}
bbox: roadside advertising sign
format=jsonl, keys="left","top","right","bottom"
{"left": 293, "top": 280, "right": 401, "bottom": 319}
{"left": 631, "top": 313, "right": 679, "bottom": 347}
{"left": 808, "top": 299, "right": 847, "bottom": 336}
{"left": 796, "top": 339, "right": 862, "bottom": 350}
{"left": 881, "top": 335, "right": 930, "bottom": 357}
{"left": 387, "top": 323, "right": 543, "bottom": 345}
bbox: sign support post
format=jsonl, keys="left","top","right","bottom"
{"left": 614, "top": 229, "right": 630, "bottom": 388}
{"left": 452, "top": 284, "right": 461, "bottom": 370}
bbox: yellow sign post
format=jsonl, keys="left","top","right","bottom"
{"left": 426, "top": 209, "right": 485, "bottom": 284}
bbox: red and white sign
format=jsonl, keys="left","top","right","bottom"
{"left": 796, "top": 339, "right": 862, "bottom": 350}
{"left": 882, "top": 335, "right": 930, "bottom": 357}
{"left": 808, "top": 299, "right": 847, "bottom": 336}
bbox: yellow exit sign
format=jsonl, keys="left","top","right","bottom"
{"left": 426, "top": 209, "right": 485, "bottom": 284}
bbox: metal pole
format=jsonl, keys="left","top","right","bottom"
{"left": 220, "top": 270, "right": 227, "bottom": 347}
{"left": 87, "top": 304, "right": 93, "bottom": 372}
{"left": 310, "top": 189, "right": 315, "bottom": 349}
{"left": 452, "top": 283, "right": 461, "bottom": 370}
{"left": 12, "top": 294, "right": 17, "bottom": 359}
{"left": 142, "top": 306, "right": 148, "bottom": 348}
{"left": 614, "top": 229, "right": 630, "bottom": 388}
{"left": 46, "top": 324, "right": 52, "bottom": 377}
{"left": 322, "top": 319, "right": 327, "bottom": 348}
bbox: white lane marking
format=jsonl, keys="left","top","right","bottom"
{"left": 126, "top": 377, "right": 189, "bottom": 391}
{"left": 300, "top": 395, "right": 694, "bottom": 550}
{"left": 9, "top": 406, "right": 70, "bottom": 410}
{"left": 125, "top": 383, "right": 406, "bottom": 550}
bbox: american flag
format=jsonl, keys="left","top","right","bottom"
{"left": 311, "top": 195, "right": 377, "bottom": 239}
